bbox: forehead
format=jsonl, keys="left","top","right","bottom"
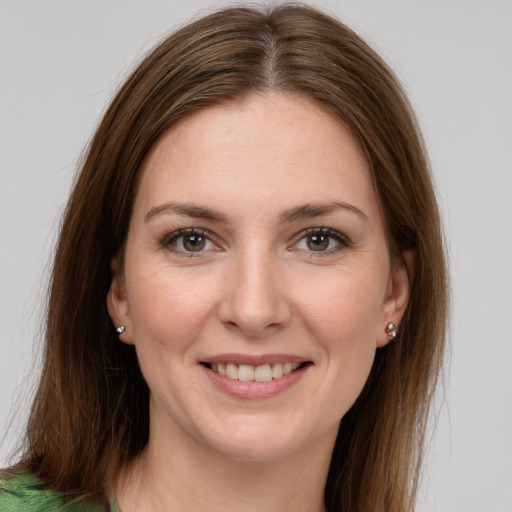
{"left": 134, "top": 93, "right": 378, "bottom": 222}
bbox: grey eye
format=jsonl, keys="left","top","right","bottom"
{"left": 306, "top": 234, "right": 330, "bottom": 251}
{"left": 181, "top": 234, "right": 206, "bottom": 251}
{"left": 294, "top": 229, "right": 348, "bottom": 254}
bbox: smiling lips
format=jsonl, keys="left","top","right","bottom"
{"left": 202, "top": 357, "right": 310, "bottom": 398}
{"left": 209, "top": 362, "right": 302, "bottom": 382}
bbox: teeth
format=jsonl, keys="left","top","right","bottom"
{"left": 254, "top": 364, "right": 272, "bottom": 382}
{"left": 271, "top": 363, "right": 283, "bottom": 379}
{"left": 226, "top": 363, "right": 238, "bottom": 379}
{"left": 210, "top": 362, "right": 303, "bottom": 381}
{"left": 238, "top": 364, "right": 254, "bottom": 381}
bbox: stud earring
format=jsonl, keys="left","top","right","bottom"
{"left": 116, "top": 325, "right": 125, "bottom": 334}
{"left": 385, "top": 322, "right": 397, "bottom": 339}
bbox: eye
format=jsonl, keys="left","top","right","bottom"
{"left": 293, "top": 228, "right": 349, "bottom": 254}
{"left": 162, "top": 228, "right": 217, "bottom": 255}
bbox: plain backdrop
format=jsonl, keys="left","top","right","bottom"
{"left": 1, "top": 1, "right": 511, "bottom": 511}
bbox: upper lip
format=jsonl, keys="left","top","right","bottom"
{"left": 201, "top": 353, "right": 310, "bottom": 366}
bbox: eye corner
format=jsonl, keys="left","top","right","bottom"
{"left": 290, "top": 227, "right": 351, "bottom": 256}
{"left": 160, "top": 227, "right": 221, "bottom": 257}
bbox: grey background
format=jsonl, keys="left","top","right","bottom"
{"left": 1, "top": 1, "right": 511, "bottom": 511}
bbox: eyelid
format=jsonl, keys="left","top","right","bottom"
{"left": 159, "top": 226, "right": 350, "bottom": 257}
{"left": 161, "top": 227, "right": 221, "bottom": 256}
{"left": 290, "top": 227, "right": 351, "bottom": 253}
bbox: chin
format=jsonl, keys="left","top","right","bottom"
{"left": 196, "top": 415, "right": 331, "bottom": 463}
{"left": 210, "top": 437, "right": 302, "bottom": 463}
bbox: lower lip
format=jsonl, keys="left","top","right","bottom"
{"left": 202, "top": 364, "right": 310, "bottom": 399}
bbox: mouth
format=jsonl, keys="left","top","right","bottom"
{"left": 202, "top": 361, "right": 310, "bottom": 382}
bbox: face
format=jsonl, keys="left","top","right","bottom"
{"left": 108, "top": 93, "right": 411, "bottom": 463}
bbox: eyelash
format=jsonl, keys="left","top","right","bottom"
{"left": 161, "top": 228, "right": 216, "bottom": 258}
{"left": 160, "top": 227, "right": 351, "bottom": 257}
{"left": 292, "top": 227, "right": 351, "bottom": 256}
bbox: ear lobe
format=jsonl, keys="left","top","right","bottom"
{"left": 107, "top": 257, "right": 134, "bottom": 345}
{"left": 377, "top": 249, "right": 415, "bottom": 347}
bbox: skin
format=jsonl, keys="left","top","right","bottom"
{"left": 108, "top": 93, "right": 413, "bottom": 512}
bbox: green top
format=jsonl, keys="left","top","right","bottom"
{"left": 0, "top": 471, "right": 120, "bottom": 512}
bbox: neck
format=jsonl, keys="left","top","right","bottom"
{"left": 116, "top": 418, "right": 335, "bottom": 512}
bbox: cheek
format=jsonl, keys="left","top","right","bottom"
{"left": 294, "top": 269, "right": 386, "bottom": 402}
{"left": 126, "top": 264, "right": 221, "bottom": 352}
{"left": 297, "top": 270, "right": 385, "bottom": 346}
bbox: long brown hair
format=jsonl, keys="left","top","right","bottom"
{"left": 19, "top": 4, "right": 447, "bottom": 511}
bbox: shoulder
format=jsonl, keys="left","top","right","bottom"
{"left": 0, "top": 470, "right": 105, "bottom": 511}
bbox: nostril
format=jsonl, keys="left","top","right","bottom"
{"left": 217, "top": 282, "right": 292, "bottom": 336}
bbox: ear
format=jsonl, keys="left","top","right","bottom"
{"left": 377, "top": 249, "right": 415, "bottom": 347}
{"left": 107, "top": 256, "right": 134, "bottom": 345}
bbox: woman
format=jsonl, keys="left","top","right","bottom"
{"left": 0, "top": 4, "right": 447, "bottom": 512}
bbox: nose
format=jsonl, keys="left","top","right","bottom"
{"left": 218, "top": 247, "right": 292, "bottom": 337}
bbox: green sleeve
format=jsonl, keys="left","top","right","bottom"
{"left": 0, "top": 471, "right": 119, "bottom": 512}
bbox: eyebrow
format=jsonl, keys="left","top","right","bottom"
{"left": 144, "top": 200, "right": 368, "bottom": 224}
{"left": 279, "top": 201, "right": 369, "bottom": 223}
{"left": 144, "top": 202, "right": 229, "bottom": 223}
